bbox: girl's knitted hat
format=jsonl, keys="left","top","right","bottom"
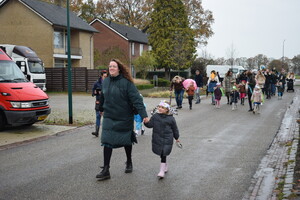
{"left": 158, "top": 100, "right": 170, "bottom": 110}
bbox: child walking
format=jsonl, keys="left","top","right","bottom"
{"left": 237, "top": 81, "right": 246, "bottom": 105}
{"left": 144, "top": 100, "right": 180, "bottom": 179}
{"left": 251, "top": 85, "right": 263, "bottom": 114}
{"left": 213, "top": 82, "right": 223, "bottom": 108}
{"left": 230, "top": 86, "right": 240, "bottom": 110}
{"left": 186, "top": 82, "right": 196, "bottom": 110}
{"left": 134, "top": 94, "right": 146, "bottom": 136}
{"left": 134, "top": 113, "right": 145, "bottom": 136}
{"left": 276, "top": 82, "right": 284, "bottom": 100}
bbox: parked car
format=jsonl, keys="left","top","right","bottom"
{"left": 0, "top": 47, "right": 50, "bottom": 130}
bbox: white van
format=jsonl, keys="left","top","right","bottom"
{"left": 206, "top": 65, "right": 245, "bottom": 79}
{"left": 0, "top": 44, "right": 46, "bottom": 91}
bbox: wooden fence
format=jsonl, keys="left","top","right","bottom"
{"left": 45, "top": 67, "right": 101, "bottom": 92}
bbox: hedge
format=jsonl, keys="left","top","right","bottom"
{"left": 136, "top": 84, "right": 154, "bottom": 90}
{"left": 150, "top": 78, "right": 170, "bottom": 87}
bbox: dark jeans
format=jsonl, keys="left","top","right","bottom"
{"left": 265, "top": 84, "right": 271, "bottom": 99}
{"left": 95, "top": 110, "right": 101, "bottom": 126}
{"left": 174, "top": 89, "right": 184, "bottom": 107}
{"left": 271, "top": 84, "right": 276, "bottom": 95}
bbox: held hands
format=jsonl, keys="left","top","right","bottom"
{"left": 143, "top": 117, "right": 149, "bottom": 123}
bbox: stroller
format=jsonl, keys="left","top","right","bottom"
{"left": 286, "top": 79, "right": 294, "bottom": 92}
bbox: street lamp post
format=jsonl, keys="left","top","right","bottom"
{"left": 67, "top": 0, "right": 73, "bottom": 124}
{"left": 282, "top": 40, "right": 285, "bottom": 70}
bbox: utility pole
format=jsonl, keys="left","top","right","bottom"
{"left": 67, "top": 0, "right": 73, "bottom": 124}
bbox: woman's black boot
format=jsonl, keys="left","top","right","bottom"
{"left": 96, "top": 165, "right": 110, "bottom": 180}
{"left": 125, "top": 161, "right": 133, "bottom": 173}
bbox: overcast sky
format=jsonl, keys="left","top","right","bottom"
{"left": 199, "top": 0, "right": 300, "bottom": 60}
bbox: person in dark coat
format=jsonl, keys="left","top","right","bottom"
{"left": 278, "top": 69, "right": 286, "bottom": 92}
{"left": 264, "top": 69, "right": 272, "bottom": 99}
{"left": 213, "top": 82, "right": 223, "bottom": 108}
{"left": 96, "top": 59, "right": 148, "bottom": 181}
{"left": 246, "top": 71, "right": 256, "bottom": 112}
{"left": 144, "top": 100, "right": 180, "bottom": 179}
{"left": 194, "top": 70, "right": 203, "bottom": 104}
{"left": 170, "top": 76, "right": 185, "bottom": 109}
{"left": 230, "top": 86, "right": 240, "bottom": 110}
{"left": 91, "top": 70, "right": 107, "bottom": 137}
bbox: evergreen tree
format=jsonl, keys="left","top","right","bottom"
{"left": 147, "top": 0, "right": 196, "bottom": 79}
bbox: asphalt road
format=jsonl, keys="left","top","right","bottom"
{"left": 0, "top": 90, "right": 297, "bottom": 200}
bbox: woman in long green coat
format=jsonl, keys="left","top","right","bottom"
{"left": 96, "top": 59, "right": 148, "bottom": 181}
{"left": 224, "top": 70, "right": 236, "bottom": 104}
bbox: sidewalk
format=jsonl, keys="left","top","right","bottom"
{"left": 243, "top": 88, "right": 300, "bottom": 200}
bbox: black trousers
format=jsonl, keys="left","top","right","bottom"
{"left": 103, "top": 145, "right": 132, "bottom": 166}
{"left": 188, "top": 96, "right": 193, "bottom": 107}
{"left": 248, "top": 92, "right": 253, "bottom": 110}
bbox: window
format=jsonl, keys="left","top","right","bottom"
{"left": 148, "top": 46, "right": 152, "bottom": 51}
{"left": 54, "top": 30, "right": 66, "bottom": 49}
{"left": 139, "top": 44, "right": 144, "bottom": 56}
{"left": 54, "top": 59, "right": 65, "bottom": 68}
{"left": 131, "top": 43, "right": 135, "bottom": 55}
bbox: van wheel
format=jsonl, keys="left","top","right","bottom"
{"left": 0, "top": 113, "right": 5, "bottom": 131}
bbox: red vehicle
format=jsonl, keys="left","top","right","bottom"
{"left": 0, "top": 47, "right": 51, "bottom": 130}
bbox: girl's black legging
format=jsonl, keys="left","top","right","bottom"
{"left": 160, "top": 152, "right": 167, "bottom": 163}
{"left": 188, "top": 96, "right": 193, "bottom": 107}
{"left": 103, "top": 145, "right": 132, "bottom": 166}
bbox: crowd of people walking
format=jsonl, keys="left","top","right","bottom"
{"left": 168, "top": 68, "right": 295, "bottom": 114}
{"left": 90, "top": 58, "right": 296, "bottom": 181}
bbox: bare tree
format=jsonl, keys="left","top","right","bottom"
{"left": 235, "top": 57, "right": 248, "bottom": 68}
{"left": 246, "top": 57, "right": 256, "bottom": 70}
{"left": 226, "top": 43, "right": 237, "bottom": 67}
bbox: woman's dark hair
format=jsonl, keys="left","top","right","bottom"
{"left": 110, "top": 59, "right": 133, "bottom": 83}
{"left": 225, "top": 70, "right": 232, "bottom": 77}
{"left": 246, "top": 71, "right": 252, "bottom": 76}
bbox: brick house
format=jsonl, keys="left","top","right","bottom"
{"left": 0, "top": 0, "right": 98, "bottom": 69}
{"left": 90, "top": 18, "right": 149, "bottom": 74}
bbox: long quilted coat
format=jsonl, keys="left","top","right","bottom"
{"left": 144, "top": 113, "right": 179, "bottom": 156}
{"left": 99, "top": 74, "right": 147, "bottom": 148}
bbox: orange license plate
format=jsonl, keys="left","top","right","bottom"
{"left": 38, "top": 115, "right": 48, "bottom": 121}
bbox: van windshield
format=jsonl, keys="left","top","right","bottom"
{"left": 0, "top": 60, "right": 27, "bottom": 82}
{"left": 28, "top": 61, "right": 45, "bottom": 73}
{"left": 231, "top": 68, "right": 238, "bottom": 73}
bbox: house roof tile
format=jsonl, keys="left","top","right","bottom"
{"left": 0, "top": 0, "right": 98, "bottom": 33}
{"left": 93, "top": 19, "right": 148, "bottom": 44}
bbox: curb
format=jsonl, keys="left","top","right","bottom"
{"left": 0, "top": 125, "right": 81, "bottom": 151}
